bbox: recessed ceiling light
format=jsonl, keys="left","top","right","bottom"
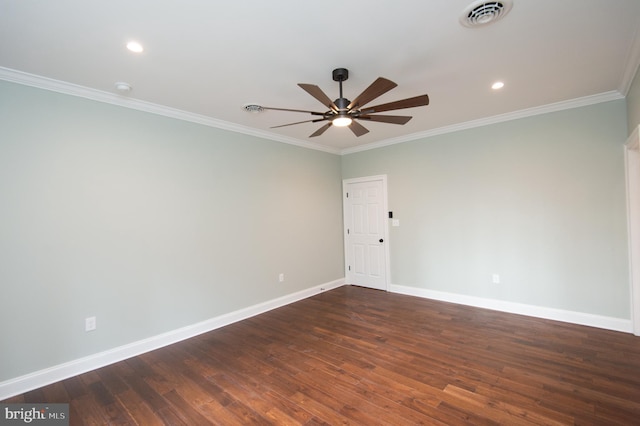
{"left": 115, "top": 82, "right": 132, "bottom": 92}
{"left": 492, "top": 81, "right": 505, "bottom": 90}
{"left": 126, "top": 41, "right": 144, "bottom": 53}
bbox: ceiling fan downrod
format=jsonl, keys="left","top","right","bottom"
{"left": 332, "top": 68, "right": 350, "bottom": 110}
{"left": 330, "top": 68, "right": 353, "bottom": 126}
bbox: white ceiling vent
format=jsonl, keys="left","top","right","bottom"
{"left": 461, "top": 0, "right": 513, "bottom": 28}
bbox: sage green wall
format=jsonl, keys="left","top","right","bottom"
{"left": 628, "top": 65, "right": 640, "bottom": 135}
{"left": 343, "top": 100, "right": 629, "bottom": 319}
{"left": 0, "top": 80, "right": 344, "bottom": 381}
{"left": 0, "top": 78, "right": 631, "bottom": 384}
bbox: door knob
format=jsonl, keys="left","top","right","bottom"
{"left": 379, "top": 239, "right": 384, "bottom": 243}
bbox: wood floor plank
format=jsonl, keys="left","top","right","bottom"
{"left": 442, "top": 384, "right": 567, "bottom": 426}
{"left": 62, "top": 376, "right": 88, "bottom": 400}
{"left": 95, "top": 366, "right": 130, "bottom": 396}
{"left": 3, "top": 286, "right": 640, "bottom": 425}
{"left": 41, "top": 381, "right": 71, "bottom": 402}
{"left": 208, "top": 373, "right": 308, "bottom": 425}
{"left": 162, "top": 389, "right": 215, "bottom": 425}
{"left": 113, "top": 388, "right": 165, "bottom": 426}
{"left": 120, "top": 373, "right": 170, "bottom": 414}
{"left": 69, "top": 394, "right": 109, "bottom": 426}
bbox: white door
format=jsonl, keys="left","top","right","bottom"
{"left": 625, "top": 126, "right": 640, "bottom": 336}
{"left": 344, "top": 176, "right": 389, "bottom": 290}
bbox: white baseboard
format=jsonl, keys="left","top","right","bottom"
{"left": 0, "top": 278, "right": 345, "bottom": 401}
{"left": 390, "top": 284, "right": 633, "bottom": 333}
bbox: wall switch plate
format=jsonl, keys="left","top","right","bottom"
{"left": 85, "top": 316, "right": 96, "bottom": 332}
{"left": 492, "top": 274, "right": 500, "bottom": 284}
{"left": 279, "top": 273, "right": 284, "bottom": 282}
{"left": 392, "top": 219, "right": 400, "bottom": 227}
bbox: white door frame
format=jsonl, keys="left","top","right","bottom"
{"left": 343, "top": 175, "right": 391, "bottom": 291}
{"left": 625, "top": 125, "right": 640, "bottom": 336}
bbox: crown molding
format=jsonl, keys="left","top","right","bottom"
{"left": 340, "top": 91, "right": 625, "bottom": 155}
{"left": 0, "top": 67, "right": 340, "bottom": 155}
{"left": 0, "top": 67, "right": 626, "bottom": 157}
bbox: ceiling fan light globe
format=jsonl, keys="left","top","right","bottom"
{"left": 333, "top": 116, "right": 353, "bottom": 127}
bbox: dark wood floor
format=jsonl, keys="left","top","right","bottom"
{"left": 4, "top": 285, "right": 640, "bottom": 425}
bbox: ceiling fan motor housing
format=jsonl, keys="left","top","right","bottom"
{"left": 334, "top": 97, "right": 350, "bottom": 111}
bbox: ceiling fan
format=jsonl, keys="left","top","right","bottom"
{"left": 262, "top": 68, "right": 429, "bottom": 138}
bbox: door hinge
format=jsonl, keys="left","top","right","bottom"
{"left": 346, "top": 192, "right": 349, "bottom": 198}
{"left": 348, "top": 265, "right": 351, "bottom": 271}
{"left": 347, "top": 229, "right": 350, "bottom": 234}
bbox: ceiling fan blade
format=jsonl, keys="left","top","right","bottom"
{"left": 357, "top": 114, "right": 412, "bottom": 125}
{"left": 347, "top": 77, "right": 397, "bottom": 110}
{"left": 349, "top": 120, "right": 370, "bottom": 137}
{"left": 262, "top": 106, "right": 325, "bottom": 116}
{"left": 309, "top": 122, "right": 332, "bottom": 137}
{"left": 361, "top": 94, "right": 429, "bottom": 114}
{"left": 298, "top": 84, "right": 337, "bottom": 111}
{"left": 271, "top": 118, "right": 326, "bottom": 129}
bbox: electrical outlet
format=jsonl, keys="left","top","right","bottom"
{"left": 279, "top": 273, "right": 284, "bottom": 282}
{"left": 85, "top": 316, "right": 96, "bottom": 332}
{"left": 492, "top": 274, "right": 500, "bottom": 284}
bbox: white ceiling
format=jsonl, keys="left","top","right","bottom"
{"left": 1, "top": 0, "right": 640, "bottom": 153}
